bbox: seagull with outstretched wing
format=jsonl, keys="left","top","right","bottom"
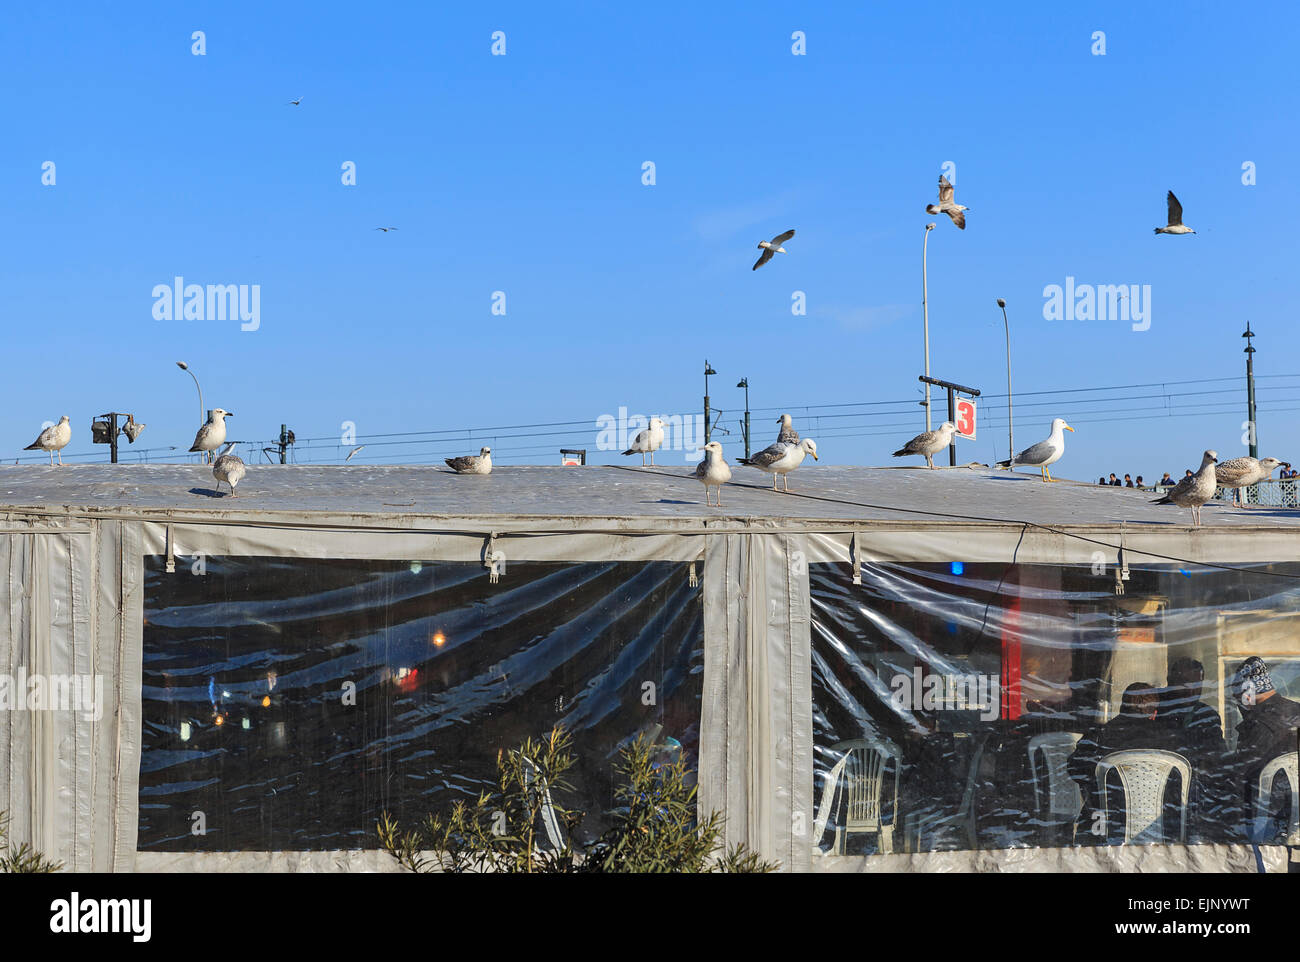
{"left": 926, "top": 175, "right": 968, "bottom": 229}
{"left": 752, "top": 229, "right": 795, "bottom": 270}
{"left": 1154, "top": 191, "right": 1195, "bottom": 234}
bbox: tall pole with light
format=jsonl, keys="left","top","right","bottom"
{"left": 1243, "top": 322, "right": 1258, "bottom": 459}
{"left": 176, "top": 361, "right": 205, "bottom": 424}
{"left": 737, "top": 377, "right": 751, "bottom": 459}
{"left": 922, "top": 223, "right": 936, "bottom": 430}
{"left": 703, "top": 361, "right": 716, "bottom": 444}
{"left": 997, "top": 298, "right": 1013, "bottom": 462}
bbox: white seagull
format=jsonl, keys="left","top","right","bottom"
{"left": 374, "top": 227, "right": 399, "bottom": 232}
{"left": 996, "top": 418, "right": 1076, "bottom": 482}
{"left": 1154, "top": 191, "right": 1195, "bottom": 235}
{"left": 926, "top": 175, "right": 968, "bottom": 230}
{"left": 446, "top": 447, "right": 492, "bottom": 475}
{"left": 24, "top": 415, "right": 72, "bottom": 465}
{"left": 622, "top": 417, "right": 666, "bottom": 466}
{"left": 775, "top": 413, "right": 800, "bottom": 444}
{"left": 739, "top": 438, "right": 819, "bottom": 492}
{"left": 893, "top": 422, "right": 958, "bottom": 470}
{"left": 190, "top": 409, "right": 234, "bottom": 464}
{"left": 752, "top": 229, "right": 795, "bottom": 271}
{"left": 694, "top": 441, "right": 732, "bottom": 506}
{"left": 288, "top": 97, "right": 303, "bottom": 106}
{"left": 212, "top": 443, "right": 246, "bottom": 497}
{"left": 1214, "top": 456, "right": 1289, "bottom": 507}
{"left": 1152, "top": 450, "right": 1218, "bottom": 525}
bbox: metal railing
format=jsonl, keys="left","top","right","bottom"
{"left": 1214, "top": 479, "right": 1300, "bottom": 508}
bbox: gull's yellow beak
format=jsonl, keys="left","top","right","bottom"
{"left": 1065, "top": 425, "right": 1075, "bottom": 432}
{"left": 811, "top": 452, "right": 819, "bottom": 460}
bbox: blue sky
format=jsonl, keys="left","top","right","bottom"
{"left": 2, "top": 2, "right": 1297, "bottom": 480}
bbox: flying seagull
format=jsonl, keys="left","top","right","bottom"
{"left": 1152, "top": 450, "right": 1217, "bottom": 525}
{"left": 752, "top": 229, "right": 795, "bottom": 271}
{"left": 446, "top": 447, "right": 492, "bottom": 474}
{"left": 739, "top": 438, "right": 818, "bottom": 492}
{"left": 374, "top": 227, "right": 399, "bottom": 232}
{"left": 893, "top": 422, "right": 958, "bottom": 469}
{"left": 190, "top": 409, "right": 234, "bottom": 465}
{"left": 288, "top": 97, "right": 302, "bottom": 106}
{"left": 996, "top": 418, "right": 1075, "bottom": 481}
{"left": 926, "top": 175, "right": 968, "bottom": 229}
{"left": 694, "top": 441, "right": 732, "bottom": 506}
{"left": 345, "top": 445, "right": 365, "bottom": 462}
{"left": 1214, "top": 456, "right": 1289, "bottom": 507}
{"left": 775, "top": 413, "right": 799, "bottom": 444}
{"left": 1154, "top": 191, "right": 1195, "bottom": 235}
{"left": 212, "top": 443, "right": 246, "bottom": 497}
{"left": 24, "top": 415, "right": 72, "bottom": 466}
{"left": 622, "top": 417, "right": 665, "bottom": 466}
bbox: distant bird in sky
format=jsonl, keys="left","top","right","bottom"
{"left": 446, "top": 446, "right": 492, "bottom": 474}
{"left": 345, "top": 445, "right": 365, "bottom": 462}
{"left": 752, "top": 229, "right": 795, "bottom": 270}
{"left": 622, "top": 417, "right": 665, "bottom": 466}
{"left": 1154, "top": 191, "right": 1195, "bottom": 235}
{"left": 288, "top": 97, "right": 302, "bottom": 106}
{"left": 694, "top": 441, "right": 732, "bottom": 505}
{"left": 1152, "top": 450, "right": 1218, "bottom": 525}
{"left": 997, "top": 417, "right": 1075, "bottom": 481}
{"left": 212, "top": 443, "right": 246, "bottom": 497}
{"left": 190, "top": 408, "right": 233, "bottom": 464}
{"left": 739, "top": 438, "right": 818, "bottom": 492}
{"left": 24, "top": 415, "right": 71, "bottom": 465}
{"left": 893, "top": 422, "right": 958, "bottom": 469}
{"left": 926, "top": 175, "right": 968, "bottom": 229}
{"left": 1214, "top": 455, "right": 1289, "bottom": 506}
{"left": 374, "top": 227, "right": 398, "bottom": 232}
{"left": 775, "top": 413, "right": 800, "bottom": 444}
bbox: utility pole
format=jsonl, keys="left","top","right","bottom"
{"left": 922, "top": 223, "right": 936, "bottom": 430}
{"left": 278, "top": 425, "right": 295, "bottom": 464}
{"left": 1243, "top": 322, "right": 1258, "bottom": 459}
{"left": 737, "top": 377, "right": 751, "bottom": 459}
{"left": 703, "top": 361, "right": 716, "bottom": 444}
{"left": 997, "top": 298, "right": 1013, "bottom": 462}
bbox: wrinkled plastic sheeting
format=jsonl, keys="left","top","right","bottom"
{"left": 808, "top": 559, "right": 1300, "bottom": 867}
{"left": 139, "top": 557, "right": 703, "bottom": 853}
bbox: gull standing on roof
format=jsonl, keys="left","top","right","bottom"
{"left": 926, "top": 175, "right": 968, "bottom": 229}
{"left": 1154, "top": 191, "right": 1196, "bottom": 235}
{"left": 775, "top": 413, "right": 799, "bottom": 444}
{"left": 996, "top": 418, "right": 1075, "bottom": 482}
{"left": 1213, "top": 456, "right": 1289, "bottom": 507}
{"left": 212, "top": 443, "right": 246, "bottom": 497}
{"left": 190, "top": 409, "right": 233, "bottom": 464}
{"left": 622, "top": 418, "right": 666, "bottom": 465}
{"left": 24, "top": 415, "right": 71, "bottom": 465}
{"left": 695, "top": 441, "right": 732, "bottom": 506}
{"left": 893, "top": 422, "right": 958, "bottom": 470}
{"left": 752, "top": 229, "right": 795, "bottom": 271}
{"left": 1152, "top": 450, "right": 1218, "bottom": 525}
{"left": 739, "top": 438, "right": 818, "bottom": 492}
{"left": 446, "top": 447, "right": 492, "bottom": 474}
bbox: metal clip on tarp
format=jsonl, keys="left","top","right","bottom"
{"left": 850, "top": 531, "right": 862, "bottom": 585}
{"left": 165, "top": 524, "right": 176, "bottom": 574}
{"left": 483, "top": 531, "right": 505, "bottom": 584}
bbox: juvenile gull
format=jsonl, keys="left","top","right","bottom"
{"left": 893, "top": 422, "right": 958, "bottom": 470}
{"left": 694, "top": 441, "right": 732, "bottom": 506}
{"left": 996, "top": 417, "right": 1075, "bottom": 481}
{"left": 1214, "top": 456, "right": 1289, "bottom": 506}
{"left": 752, "top": 229, "right": 795, "bottom": 271}
{"left": 926, "top": 175, "right": 968, "bottom": 230}
{"left": 190, "top": 409, "right": 233, "bottom": 464}
{"left": 446, "top": 447, "right": 492, "bottom": 474}
{"left": 775, "top": 413, "right": 800, "bottom": 444}
{"left": 212, "top": 443, "right": 246, "bottom": 497}
{"left": 1154, "top": 191, "right": 1195, "bottom": 235}
{"left": 739, "top": 438, "right": 818, "bottom": 492}
{"left": 622, "top": 417, "right": 665, "bottom": 466}
{"left": 1152, "top": 450, "right": 1218, "bottom": 525}
{"left": 24, "top": 415, "right": 71, "bottom": 466}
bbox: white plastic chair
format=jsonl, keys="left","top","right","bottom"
{"left": 911, "top": 736, "right": 987, "bottom": 851}
{"left": 1028, "top": 731, "right": 1084, "bottom": 821}
{"left": 1095, "top": 749, "right": 1191, "bottom": 844}
{"left": 811, "top": 737, "right": 900, "bottom": 855}
{"left": 522, "top": 756, "right": 565, "bottom": 852}
{"left": 1256, "top": 752, "right": 1299, "bottom": 845}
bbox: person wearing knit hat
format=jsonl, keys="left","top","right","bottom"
{"left": 1231, "top": 656, "right": 1300, "bottom": 843}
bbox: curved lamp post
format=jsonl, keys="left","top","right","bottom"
{"left": 922, "top": 223, "right": 936, "bottom": 430}
{"left": 997, "top": 298, "right": 1012, "bottom": 463}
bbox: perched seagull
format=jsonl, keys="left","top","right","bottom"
{"left": 374, "top": 227, "right": 399, "bottom": 232}
{"left": 1152, "top": 450, "right": 1218, "bottom": 525}
{"left": 288, "top": 97, "right": 303, "bottom": 106}
{"left": 1214, "top": 456, "right": 1289, "bottom": 507}
{"left": 996, "top": 418, "right": 1076, "bottom": 482}
{"left": 694, "top": 441, "right": 732, "bottom": 506}
{"left": 926, "top": 175, "right": 968, "bottom": 229}
{"left": 190, "top": 409, "right": 234, "bottom": 464}
{"left": 345, "top": 445, "right": 365, "bottom": 462}
{"left": 752, "top": 229, "right": 795, "bottom": 271}
{"left": 739, "top": 438, "right": 819, "bottom": 492}
{"left": 212, "top": 443, "right": 246, "bottom": 497}
{"left": 775, "top": 413, "right": 800, "bottom": 444}
{"left": 622, "top": 417, "right": 666, "bottom": 466}
{"left": 1154, "top": 191, "right": 1195, "bottom": 235}
{"left": 24, "top": 415, "right": 72, "bottom": 465}
{"left": 893, "top": 422, "right": 958, "bottom": 469}
{"left": 446, "top": 447, "right": 492, "bottom": 475}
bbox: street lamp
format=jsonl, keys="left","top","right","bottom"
{"left": 703, "top": 361, "right": 716, "bottom": 444}
{"left": 922, "top": 223, "right": 936, "bottom": 430}
{"left": 737, "top": 377, "right": 751, "bottom": 459}
{"left": 176, "top": 361, "right": 205, "bottom": 425}
{"left": 997, "top": 298, "right": 1013, "bottom": 463}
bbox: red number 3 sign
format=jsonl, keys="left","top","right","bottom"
{"left": 955, "top": 399, "right": 977, "bottom": 440}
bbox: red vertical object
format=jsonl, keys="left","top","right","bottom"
{"left": 1001, "top": 594, "right": 1022, "bottom": 720}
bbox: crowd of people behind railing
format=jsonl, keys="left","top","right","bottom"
{"left": 1097, "top": 467, "right": 1300, "bottom": 493}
